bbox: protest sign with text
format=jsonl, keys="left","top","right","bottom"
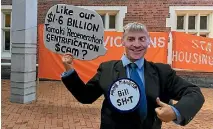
{"left": 172, "top": 32, "right": 213, "bottom": 72}
{"left": 44, "top": 4, "right": 106, "bottom": 60}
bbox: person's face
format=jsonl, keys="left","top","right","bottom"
{"left": 122, "top": 30, "right": 150, "bottom": 62}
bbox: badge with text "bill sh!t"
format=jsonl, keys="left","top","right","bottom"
{"left": 108, "top": 78, "right": 141, "bottom": 113}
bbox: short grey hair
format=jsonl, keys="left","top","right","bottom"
{"left": 123, "top": 22, "right": 148, "bottom": 35}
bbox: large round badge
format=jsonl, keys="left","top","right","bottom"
{"left": 108, "top": 78, "right": 141, "bottom": 113}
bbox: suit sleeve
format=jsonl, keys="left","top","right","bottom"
{"left": 165, "top": 65, "right": 205, "bottom": 126}
{"left": 61, "top": 63, "right": 103, "bottom": 104}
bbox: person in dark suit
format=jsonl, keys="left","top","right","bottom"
{"left": 61, "top": 22, "right": 205, "bottom": 129}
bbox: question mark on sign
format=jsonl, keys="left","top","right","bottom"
{"left": 82, "top": 50, "right": 87, "bottom": 59}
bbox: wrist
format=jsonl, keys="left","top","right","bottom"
{"left": 65, "top": 66, "right": 74, "bottom": 71}
{"left": 170, "top": 106, "right": 177, "bottom": 120}
{"left": 63, "top": 63, "right": 74, "bottom": 71}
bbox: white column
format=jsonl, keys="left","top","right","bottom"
{"left": 167, "top": 32, "right": 173, "bottom": 66}
{"left": 185, "top": 13, "right": 189, "bottom": 33}
{"left": 10, "top": 0, "right": 37, "bottom": 103}
{"left": 105, "top": 13, "right": 110, "bottom": 30}
{"left": 196, "top": 13, "right": 200, "bottom": 36}
{"left": 116, "top": 8, "right": 127, "bottom": 32}
{"left": 208, "top": 12, "right": 213, "bottom": 38}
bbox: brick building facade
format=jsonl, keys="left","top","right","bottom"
{"left": 1, "top": 0, "right": 213, "bottom": 87}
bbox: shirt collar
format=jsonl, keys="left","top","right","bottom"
{"left": 121, "top": 54, "right": 144, "bottom": 69}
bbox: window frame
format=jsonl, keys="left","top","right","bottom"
{"left": 166, "top": 6, "right": 213, "bottom": 38}
{"left": 79, "top": 6, "right": 127, "bottom": 32}
{"left": 1, "top": 5, "right": 12, "bottom": 59}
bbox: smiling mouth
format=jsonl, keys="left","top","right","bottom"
{"left": 130, "top": 49, "right": 144, "bottom": 52}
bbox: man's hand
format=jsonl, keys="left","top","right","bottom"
{"left": 62, "top": 54, "right": 74, "bottom": 71}
{"left": 155, "top": 97, "right": 176, "bottom": 122}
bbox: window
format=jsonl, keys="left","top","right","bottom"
{"left": 188, "top": 16, "right": 196, "bottom": 30}
{"left": 177, "top": 16, "right": 184, "bottom": 30}
{"left": 109, "top": 15, "right": 116, "bottom": 29}
{"left": 1, "top": 5, "right": 12, "bottom": 59}
{"left": 98, "top": 12, "right": 117, "bottom": 30}
{"left": 100, "top": 14, "right": 105, "bottom": 27}
{"left": 79, "top": 6, "right": 127, "bottom": 31}
{"left": 2, "top": 12, "right": 11, "bottom": 52}
{"left": 176, "top": 14, "right": 209, "bottom": 36}
{"left": 166, "top": 6, "right": 213, "bottom": 38}
{"left": 200, "top": 16, "right": 207, "bottom": 30}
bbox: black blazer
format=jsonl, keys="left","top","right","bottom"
{"left": 62, "top": 60, "right": 205, "bottom": 129}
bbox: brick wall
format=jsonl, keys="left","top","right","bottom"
{"left": 38, "top": 0, "right": 213, "bottom": 85}
{"left": 1, "top": 0, "right": 213, "bottom": 87}
{"left": 37, "top": 0, "right": 213, "bottom": 31}
{"left": 2, "top": 0, "right": 213, "bottom": 34}
{"left": 3, "top": 0, "right": 213, "bottom": 31}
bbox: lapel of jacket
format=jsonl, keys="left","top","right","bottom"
{"left": 144, "top": 60, "right": 159, "bottom": 102}
{"left": 114, "top": 61, "right": 127, "bottom": 81}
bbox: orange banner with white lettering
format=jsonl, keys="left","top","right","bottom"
{"left": 38, "top": 24, "right": 168, "bottom": 82}
{"left": 172, "top": 32, "right": 213, "bottom": 72}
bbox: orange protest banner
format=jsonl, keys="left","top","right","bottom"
{"left": 38, "top": 24, "right": 168, "bottom": 82}
{"left": 172, "top": 32, "right": 213, "bottom": 72}
{"left": 146, "top": 32, "right": 168, "bottom": 63}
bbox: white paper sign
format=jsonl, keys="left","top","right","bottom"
{"left": 108, "top": 78, "right": 141, "bottom": 112}
{"left": 44, "top": 4, "right": 106, "bottom": 60}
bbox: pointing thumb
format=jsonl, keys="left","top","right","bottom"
{"left": 156, "top": 97, "right": 167, "bottom": 107}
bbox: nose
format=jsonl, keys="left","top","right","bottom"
{"left": 133, "top": 40, "right": 141, "bottom": 47}
{"left": 133, "top": 40, "right": 148, "bottom": 48}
